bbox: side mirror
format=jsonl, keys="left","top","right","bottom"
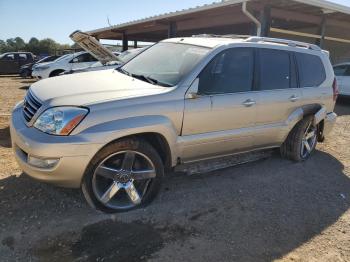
{"left": 72, "top": 58, "right": 79, "bottom": 63}
{"left": 185, "top": 78, "right": 200, "bottom": 99}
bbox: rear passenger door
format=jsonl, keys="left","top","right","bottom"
{"left": 254, "top": 48, "right": 302, "bottom": 147}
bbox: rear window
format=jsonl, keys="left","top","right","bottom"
{"left": 295, "top": 53, "right": 326, "bottom": 87}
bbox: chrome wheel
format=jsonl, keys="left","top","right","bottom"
{"left": 92, "top": 150, "right": 156, "bottom": 210}
{"left": 300, "top": 121, "right": 317, "bottom": 159}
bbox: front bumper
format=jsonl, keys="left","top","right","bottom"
{"left": 10, "top": 106, "right": 104, "bottom": 188}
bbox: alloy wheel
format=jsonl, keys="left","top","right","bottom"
{"left": 300, "top": 121, "right": 317, "bottom": 159}
{"left": 92, "top": 150, "right": 156, "bottom": 210}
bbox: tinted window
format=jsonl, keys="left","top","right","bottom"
{"left": 259, "top": 49, "right": 290, "bottom": 90}
{"left": 198, "top": 48, "right": 254, "bottom": 94}
{"left": 19, "top": 54, "right": 28, "bottom": 61}
{"left": 4, "top": 54, "right": 15, "bottom": 61}
{"left": 296, "top": 53, "right": 326, "bottom": 87}
{"left": 71, "top": 53, "right": 97, "bottom": 63}
{"left": 333, "top": 65, "right": 350, "bottom": 76}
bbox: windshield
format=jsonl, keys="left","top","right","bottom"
{"left": 55, "top": 54, "right": 70, "bottom": 62}
{"left": 121, "top": 43, "right": 210, "bottom": 87}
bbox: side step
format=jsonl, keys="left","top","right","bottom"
{"left": 174, "top": 149, "right": 274, "bottom": 175}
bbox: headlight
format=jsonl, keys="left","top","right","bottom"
{"left": 36, "top": 65, "right": 50, "bottom": 70}
{"left": 34, "top": 107, "right": 88, "bottom": 135}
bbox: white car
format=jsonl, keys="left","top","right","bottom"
{"left": 32, "top": 51, "right": 99, "bottom": 79}
{"left": 333, "top": 63, "right": 350, "bottom": 96}
{"left": 63, "top": 48, "right": 146, "bottom": 75}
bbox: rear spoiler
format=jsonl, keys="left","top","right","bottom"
{"left": 69, "top": 30, "right": 120, "bottom": 64}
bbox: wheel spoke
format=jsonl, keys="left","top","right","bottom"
{"left": 304, "top": 121, "right": 312, "bottom": 135}
{"left": 122, "top": 151, "right": 135, "bottom": 171}
{"left": 305, "top": 130, "right": 316, "bottom": 140}
{"left": 130, "top": 169, "right": 156, "bottom": 180}
{"left": 100, "top": 182, "right": 120, "bottom": 204}
{"left": 125, "top": 182, "right": 141, "bottom": 204}
{"left": 303, "top": 140, "right": 311, "bottom": 153}
{"left": 96, "top": 166, "right": 118, "bottom": 180}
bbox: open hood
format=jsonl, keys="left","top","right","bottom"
{"left": 70, "top": 30, "right": 120, "bottom": 64}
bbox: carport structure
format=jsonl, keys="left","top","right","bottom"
{"left": 86, "top": 0, "right": 350, "bottom": 63}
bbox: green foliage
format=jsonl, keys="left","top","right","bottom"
{"left": 0, "top": 37, "right": 74, "bottom": 55}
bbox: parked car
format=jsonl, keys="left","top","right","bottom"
{"left": 63, "top": 49, "right": 145, "bottom": 75}
{"left": 333, "top": 63, "right": 350, "bottom": 96}
{"left": 11, "top": 36, "right": 338, "bottom": 213}
{"left": 32, "top": 51, "right": 99, "bottom": 79}
{"left": 20, "top": 55, "right": 61, "bottom": 78}
{"left": 0, "top": 52, "right": 35, "bottom": 74}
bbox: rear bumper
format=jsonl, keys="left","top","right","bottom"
{"left": 323, "top": 112, "right": 337, "bottom": 137}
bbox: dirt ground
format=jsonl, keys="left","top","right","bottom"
{"left": 0, "top": 75, "right": 350, "bottom": 262}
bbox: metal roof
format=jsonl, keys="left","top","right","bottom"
{"left": 86, "top": 0, "right": 350, "bottom": 36}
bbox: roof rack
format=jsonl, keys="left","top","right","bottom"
{"left": 192, "top": 34, "right": 251, "bottom": 39}
{"left": 191, "top": 34, "right": 321, "bottom": 51}
{"left": 246, "top": 37, "right": 321, "bottom": 51}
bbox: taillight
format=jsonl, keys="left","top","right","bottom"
{"left": 332, "top": 78, "right": 339, "bottom": 102}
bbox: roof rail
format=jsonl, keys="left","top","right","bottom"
{"left": 246, "top": 37, "right": 321, "bottom": 51}
{"left": 192, "top": 34, "right": 251, "bottom": 39}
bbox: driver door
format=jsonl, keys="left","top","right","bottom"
{"left": 181, "top": 48, "right": 257, "bottom": 162}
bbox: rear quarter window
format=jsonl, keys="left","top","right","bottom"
{"left": 295, "top": 53, "right": 326, "bottom": 87}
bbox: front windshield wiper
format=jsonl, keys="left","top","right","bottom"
{"left": 117, "top": 68, "right": 172, "bottom": 87}
{"left": 116, "top": 67, "right": 131, "bottom": 76}
{"left": 131, "top": 74, "right": 172, "bottom": 87}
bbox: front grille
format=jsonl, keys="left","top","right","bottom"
{"left": 23, "top": 90, "right": 42, "bottom": 122}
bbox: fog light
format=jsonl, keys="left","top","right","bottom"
{"left": 27, "top": 155, "right": 59, "bottom": 169}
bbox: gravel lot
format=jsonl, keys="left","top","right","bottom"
{"left": 0, "top": 75, "right": 350, "bottom": 262}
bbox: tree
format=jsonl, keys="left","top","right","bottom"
{"left": 27, "top": 37, "right": 40, "bottom": 54}
{"left": 0, "top": 37, "right": 77, "bottom": 55}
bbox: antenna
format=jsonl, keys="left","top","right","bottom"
{"left": 107, "top": 16, "right": 112, "bottom": 27}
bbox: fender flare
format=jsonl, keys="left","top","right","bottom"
{"left": 80, "top": 115, "right": 179, "bottom": 166}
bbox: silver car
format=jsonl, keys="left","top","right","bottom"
{"left": 10, "top": 36, "right": 338, "bottom": 213}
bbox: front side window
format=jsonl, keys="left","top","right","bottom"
{"left": 259, "top": 49, "right": 290, "bottom": 90}
{"left": 296, "top": 53, "right": 326, "bottom": 87}
{"left": 121, "top": 42, "right": 210, "bottom": 87}
{"left": 198, "top": 48, "right": 254, "bottom": 94}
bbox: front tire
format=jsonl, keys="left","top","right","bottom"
{"left": 281, "top": 116, "right": 318, "bottom": 162}
{"left": 82, "top": 138, "right": 164, "bottom": 213}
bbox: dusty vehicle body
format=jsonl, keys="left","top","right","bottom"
{"left": 11, "top": 36, "right": 337, "bottom": 212}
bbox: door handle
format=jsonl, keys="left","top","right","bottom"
{"left": 289, "top": 95, "right": 300, "bottom": 102}
{"left": 242, "top": 99, "right": 256, "bottom": 107}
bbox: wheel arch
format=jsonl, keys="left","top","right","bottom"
{"left": 284, "top": 103, "right": 326, "bottom": 142}
{"left": 49, "top": 69, "right": 65, "bottom": 77}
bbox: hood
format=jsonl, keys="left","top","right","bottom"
{"left": 70, "top": 30, "right": 120, "bottom": 64}
{"left": 30, "top": 69, "right": 169, "bottom": 106}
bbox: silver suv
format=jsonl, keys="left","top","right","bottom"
{"left": 10, "top": 36, "right": 338, "bottom": 213}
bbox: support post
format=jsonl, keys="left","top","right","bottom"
{"left": 134, "top": 40, "right": 138, "bottom": 48}
{"left": 168, "top": 21, "right": 177, "bottom": 38}
{"left": 316, "top": 16, "right": 327, "bottom": 48}
{"left": 260, "top": 5, "right": 271, "bottom": 37}
{"left": 122, "top": 32, "right": 128, "bottom": 51}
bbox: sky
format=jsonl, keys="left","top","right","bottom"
{"left": 1, "top": 0, "right": 350, "bottom": 45}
